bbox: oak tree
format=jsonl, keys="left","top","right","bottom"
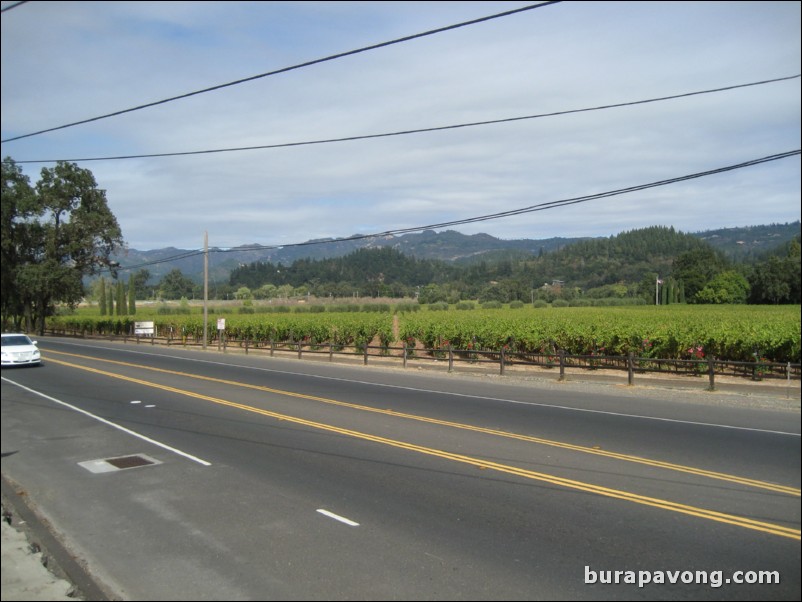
{"left": 1, "top": 158, "right": 123, "bottom": 333}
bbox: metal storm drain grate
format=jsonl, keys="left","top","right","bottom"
{"left": 106, "top": 455, "right": 154, "bottom": 469}
{"left": 79, "top": 454, "right": 162, "bottom": 474}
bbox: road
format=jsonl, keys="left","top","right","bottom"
{"left": 1, "top": 336, "right": 799, "bottom": 600}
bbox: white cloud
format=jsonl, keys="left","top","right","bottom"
{"left": 2, "top": 1, "right": 799, "bottom": 250}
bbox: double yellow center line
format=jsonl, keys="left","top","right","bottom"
{"left": 45, "top": 350, "right": 800, "bottom": 541}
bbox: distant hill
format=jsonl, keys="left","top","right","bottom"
{"left": 113, "top": 221, "right": 800, "bottom": 284}
{"left": 520, "top": 226, "right": 714, "bottom": 293}
{"left": 114, "top": 230, "right": 590, "bottom": 283}
{"left": 381, "top": 230, "right": 584, "bottom": 261}
{"left": 691, "top": 222, "right": 801, "bottom": 260}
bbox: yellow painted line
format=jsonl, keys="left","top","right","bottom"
{"left": 44, "top": 355, "right": 801, "bottom": 541}
{"left": 45, "top": 350, "right": 801, "bottom": 497}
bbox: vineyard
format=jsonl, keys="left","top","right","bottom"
{"left": 48, "top": 311, "right": 394, "bottom": 350}
{"left": 47, "top": 304, "right": 801, "bottom": 363}
{"left": 399, "top": 305, "right": 801, "bottom": 363}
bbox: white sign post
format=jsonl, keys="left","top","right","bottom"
{"left": 217, "top": 318, "right": 226, "bottom": 351}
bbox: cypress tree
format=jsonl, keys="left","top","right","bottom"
{"left": 128, "top": 279, "right": 136, "bottom": 315}
{"left": 117, "top": 281, "right": 126, "bottom": 316}
{"left": 99, "top": 278, "right": 107, "bottom": 316}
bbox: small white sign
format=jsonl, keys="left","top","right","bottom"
{"left": 217, "top": 318, "right": 226, "bottom": 330}
{"left": 135, "top": 321, "right": 155, "bottom": 335}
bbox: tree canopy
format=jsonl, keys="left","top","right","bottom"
{"left": 158, "top": 269, "right": 197, "bottom": 300}
{"left": 747, "top": 236, "right": 801, "bottom": 304}
{"left": 1, "top": 158, "right": 123, "bottom": 332}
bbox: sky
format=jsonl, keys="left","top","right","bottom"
{"left": 1, "top": 1, "right": 800, "bottom": 252}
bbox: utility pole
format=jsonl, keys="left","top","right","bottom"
{"left": 203, "top": 231, "right": 208, "bottom": 350}
{"left": 655, "top": 277, "right": 662, "bottom": 306}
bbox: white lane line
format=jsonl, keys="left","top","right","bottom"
{"left": 2, "top": 377, "right": 211, "bottom": 466}
{"left": 317, "top": 509, "right": 360, "bottom": 527}
{"left": 50, "top": 340, "right": 801, "bottom": 437}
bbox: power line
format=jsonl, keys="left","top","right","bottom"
{"left": 8, "top": 74, "right": 798, "bottom": 165}
{"left": 116, "top": 249, "right": 211, "bottom": 272}
{"left": 374, "top": 151, "right": 801, "bottom": 234}
{"left": 228, "top": 150, "right": 800, "bottom": 248}
{"left": 0, "top": 1, "right": 29, "bottom": 13}
{"left": 1, "top": 1, "right": 561, "bottom": 144}
{"left": 110, "top": 150, "right": 800, "bottom": 273}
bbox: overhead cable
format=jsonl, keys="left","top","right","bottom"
{"left": 1, "top": 1, "right": 561, "bottom": 143}
{"left": 111, "top": 150, "right": 801, "bottom": 272}
{"left": 228, "top": 151, "right": 801, "bottom": 249}
{"left": 8, "top": 74, "right": 798, "bottom": 165}
{"left": 1, "top": 1, "right": 29, "bottom": 13}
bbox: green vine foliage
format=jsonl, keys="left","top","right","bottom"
{"left": 48, "top": 305, "right": 800, "bottom": 362}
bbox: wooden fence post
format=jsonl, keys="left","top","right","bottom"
{"left": 628, "top": 352, "right": 634, "bottom": 386}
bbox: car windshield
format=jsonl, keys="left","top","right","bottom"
{"left": 2, "top": 336, "right": 33, "bottom": 346}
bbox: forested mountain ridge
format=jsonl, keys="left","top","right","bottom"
{"left": 523, "top": 226, "right": 710, "bottom": 289}
{"left": 222, "top": 224, "right": 800, "bottom": 305}
{"left": 117, "top": 221, "right": 800, "bottom": 284}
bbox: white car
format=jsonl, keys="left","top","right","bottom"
{"left": 1, "top": 333, "right": 42, "bottom": 367}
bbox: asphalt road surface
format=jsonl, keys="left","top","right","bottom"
{"left": 2, "top": 336, "right": 799, "bottom": 601}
